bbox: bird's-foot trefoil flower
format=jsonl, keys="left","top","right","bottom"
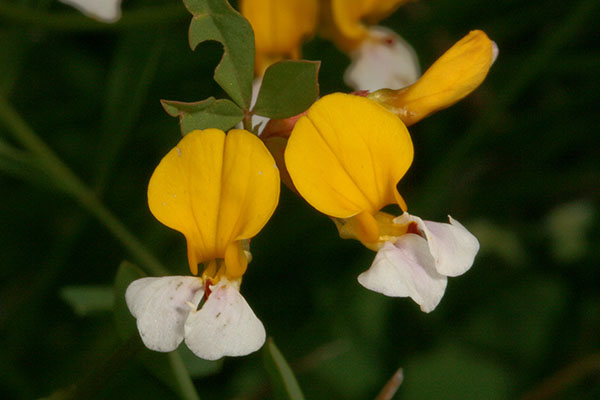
{"left": 284, "top": 93, "right": 479, "bottom": 312}
{"left": 241, "top": 0, "right": 318, "bottom": 77}
{"left": 241, "top": 0, "right": 419, "bottom": 90}
{"left": 126, "top": 129, "right": 280, "bottom": 359}
{"left": 368, "top": 30, "right": 499, "bottom": 126}
{"left": 58, "top": 0, "right": 122, "bottom": 23}
{"left": 320, "top": 0, "right": 420, "bottom": 91}
{"left": 241, "top": 0, "right": 318, "bottom": 131}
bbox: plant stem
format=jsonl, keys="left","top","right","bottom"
{"left": 520, "top": 353, "right": 600, "bottom": 400}
{"left": 243, "top": 110, "right": 255, "bottom": 133}
{"left": 0, "top": 95, "right": 168, "bottom": 277}
{"left": 374, "top": 368, "right": 404, "bottom": 400}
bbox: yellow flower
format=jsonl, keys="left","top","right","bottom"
{"left": 284, "top": 93, "right": 413, "bottom": 248}
{"left": 368, "top": 30, "right": 498, "bottom": 125}
{"left": 241, "top": 0, "right": 318, "bottom": 76}
{"left": 147, "top": 128, "right": 280, "bottom": 280}
{"left": 127, "top": 128, "right": 280, "bottom": 360}
{"left": 285, "top": 93, "right": 479, "bottom": 312}
{"left": 241, "top": 0, "right": 419, "bottom": 90}
{"left": 320, "top": 0, "right": 413, "bottom": 52}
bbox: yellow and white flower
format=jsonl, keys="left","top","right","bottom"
{"left": 126, "top": 129, "right": 280, "bottom": 359}
{"left": 320, "top": 0, "right": 420, "bottom": 91}
{"left": 284, "top": 93, "right": 479, "bottom": 312}
{"left": 241, "top": 0, "right": 419, "bottom": 91}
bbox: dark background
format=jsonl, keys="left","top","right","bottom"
{"left": 1, "top": 0, "right": 598, "bottom": 399}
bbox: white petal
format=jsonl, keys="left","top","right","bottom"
{"left": 251, "top": 78, "right": 269, "bottom": 133}
{"left": 59, "top": 0, "right": 122, "bottom": 23}
{"left": 395, "top": 213, "right": 480, "bottom": 277}
{"left": 344, "top": 26, "right": 420, "bottom": 91}
{"left": 491, "top": 41, "right": 500, "bottom": 64}
{"left": 358, "top": 238, "right": 447, "bottom": 313}
{"left": 126, "top": 276, "right": 204, "bottom": 352}
{"left": 184, "top": 279, "right": 266, "bottom": 360}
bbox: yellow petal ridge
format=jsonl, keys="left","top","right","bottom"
{"left": 369, "top": 30, "right": 497, "bottom": 125}
{"left": 148, "top": 129, "right": 280, "bottom": 276}
{"left": 285, "top": 93, "right": 413, "bottom": 219}
{"left": 241, "top": 0, "right": 318, "bottom": 76}
{"left": 334, "top": 211, "right": 415, "bottom": 250}
{"left": 224, "top": 241, "right": 249, "bottom": 280}
{"left": 348, "top": 211, "right": 380, "bottom": 244}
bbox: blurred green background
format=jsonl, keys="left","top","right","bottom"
{"left": 1, "top": 0, "right": 598, "bottom": 399}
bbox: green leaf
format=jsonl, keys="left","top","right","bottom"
{"left": 253, "top": 61, "right": 320, "bottom": 119}
{"left": 60, "top": 285, "right": 113, "bottom": 316}
{"left": 263, "top": 337, "right": 305, "bottom": 400}
{"left": 161, "top": 97, "right": 244, "bottom": 135}
{"left": 184, "top": 0, "right": 254, "bottom": 108}
{"left": 112, "top": 262, "right": 202, "bottom": 400}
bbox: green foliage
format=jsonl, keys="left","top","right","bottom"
{"left": 161, "top": 97, "right": 244, "bottom": 135}
{"left": 184, "top": 0, "right": 254, "bottom": 108}
{"left": 400, "top": 343, "right": 514, "bottom": 400}
{"left": 60, "top": 285, "right": 113, "bottom": 316}
{"left": 253, "top": 61, "right": 320, "bottom": 119}
{"left": 263, "top": 338, "right": 305, "bottom": 400}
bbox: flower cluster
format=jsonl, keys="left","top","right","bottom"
{"left": 123, "top": 1, "right": 497, "bottom": 361}
{"left": 241, "top": 0, "right": 420, "bottom": 90}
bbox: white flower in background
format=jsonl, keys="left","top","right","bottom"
{"left": 344, "top": 26, "right": 420, "bottom": 91}
{"left": 58, "top": 0, "right": 122, "bottom": 23}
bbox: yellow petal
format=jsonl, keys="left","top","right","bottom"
{"left": 369, "top": 30, "right": 497, "bottom": 126}
{"left": 148, "top": 129, "right": 280, "bottom": 276}
{"left": 335, "top": 210, "right": 415, "bottom": 250}
{"left": 241, "top": 0, "right": 318, "bottom": 76}
{"left": 321, "top": 0, "right": 412, "bottom": 51}
{"left": 285, "top": 93, "right": 413, "bottom": 219}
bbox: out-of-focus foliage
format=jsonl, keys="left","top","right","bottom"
{"left": 0, "top": 0, "right": 598, "bottom": 399}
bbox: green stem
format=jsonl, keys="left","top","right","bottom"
{"left": 416, "top": 0, "right": 599, "bottom": 213}
{"left": 0, "top": 2, "right": 188, "bottom": 32}
{"left": 0, "top": 95, "right": 168, "bottom": 277}
{"left": 243, "top": 110, "right": 255, "bottom": 133}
